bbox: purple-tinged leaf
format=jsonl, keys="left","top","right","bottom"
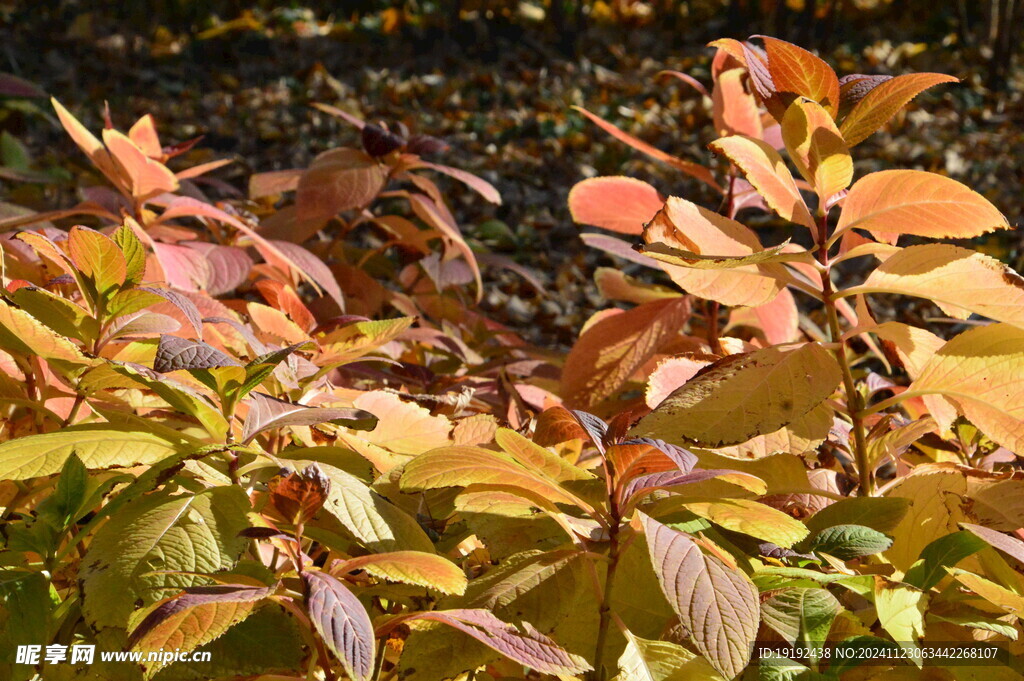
{"left": 623, "top": 468, "right": 738, "bottom": 502}
{"left": 758, "top": 543, "right": 816, "bottom": 561}
{"left": 266, "top": 240, "right": 345, "bottom": 310}
{"left": 269, "top": 463, "right": 331, "bottom": 525}
{"left": 579, "top": 232, "right": 661, "bottom": 268}
{"left": 361, "top": 123, "right": 405, "bottom": 157}
{"left": 127, "top": 584, "right": 271, "bottom": 650}
{"left": 569, "top": 410, "right": 609, "bottom": 453}
{"left": 389, "top": 609, "right": 591, "bottom": 675}
{"left": 184, "top": 242, "right": 252, "bottom": 296}
{"left": 303, "top": 570, "right": 375, "bottom": 681}
{"left": 839, "top": 74, "right": 892, "bottom": 107}
{"left": 107, "top": 312, "right": 181, "bottom": 340}
{"left": 238, "top": 526, "right": 291, "bottom": 540}
{"left": 141, "top": 286, "right": 205, "bottom": 339}
{"left": 406, "top": 134, "right": 449, "bottom": 156}
{"left": 415, "top": 161, "right": 501, "bottom": 204}
{"left": 154, "top": 335, "right": 241, "bottom": 373}
{"left": 241, "top": 392, "right": 368, "bottom": 444}
{"left": 639, "top": 513, "right": 759, "bottom": 678}
{"left": 961, "top": 523, "right": 1024, "bottom": 565}
{"left": 0, "top": 73, "right": 46, "bottom": 98}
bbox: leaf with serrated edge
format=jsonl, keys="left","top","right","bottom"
{"left": 639, "top": 513, "right": 758, "bottom": 679}
{"left": 128, "top": 585, "right": 271, "bottom": 657}
{"left": 304, "top": 570, "right": 375, "bottom": 681}
{"left": 874, "top": 578, "right": 927, "bottom": 663}
{"left": 642, "top": 197, "right": 789, "bottom": 306}
{"left": 336, "top": 551, "right": 467, "bottom": 595}
{"left": 568, "top": 176, "right": 664, "bottom": 235}
{"left": 68, "top": 225, "right": 127, "bottom": 295}
{"left": 841, "top": 73, "right": 958, "bottom": 146}
{"left": 81, "top": 486, "right": 250, "bottom": 629}
{"left": 401, "top": 445, "right": 587, "bottom": 510}
{"left": 761, "top": 588, "right": 840, "bottom": 650}
{"left": 631, "top": 342, "right": 842, "bottom": 447}
{"left": 613, "top": 629, "right": 723, "bottom": 681}
{"left": 909, "top": 324, "right": 1024, "bottom": 452}
{"left": 0, "top": 425, "right": 188, "bottom": 480}
{"left": 640, "top": 239, "right": 807, "bottom": 269}
{"left": 561, "top": 297, "right": 691, "bottom": 408}
{"left": 758, "top": 36, "right": 840, "bottom": 117}
{"left": 835, "top": 170, "right": 1009, "bottom": 243}
{"left": 494, "top": 428, "right": 595, "bottom": 482}
{"left": 709, "top": 136, "right": 815, "bottom": 229}
{"left": 393, "top": 609, "right": 591, "bottom": 675}
{"left": 676, "top": 498, "right": 809, "bottom": 547}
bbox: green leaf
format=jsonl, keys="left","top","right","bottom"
{"left": 68, "top": 225, "right": 127, "bottom": 297}
{"left": 674, "top": 498, "right": 809, "bottom": 548}
{"left": 806, "top": 525, "right": 893, "bottom": 560}
{"left": 904, "top": 531, "right": 988, "bottom": 591}
{"left": 760, "top": 588, "right": 840, "bottom": 665}
{"left": 37, "top": 452, "right": 88, "bottom": 530}
{"left": 929, "top": 608, "right": 1018, "bottom": 640}
{"left": 314, "top": 463, "right": 435, "bottom": 553}
{"left": 236, "top": 341, "right": 313, "bottom": 400}
{"left": 114, "top": 221, "right": 148, "bottom": 286}
{"left": 805, "top": 497, "right": 910, "bottom": 535}
{"left": 81, "top": 486, "right": 251, "bottom": 629}
{"left": 0, "top": 425, "right": 190, "bottom": 480}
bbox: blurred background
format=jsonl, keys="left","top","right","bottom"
{"left": 0, "top": 0, "right": 1020, "bottom": 343}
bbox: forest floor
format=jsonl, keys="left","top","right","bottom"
{"left": 3, "top": 13, "right": 1023, "bottom": 346}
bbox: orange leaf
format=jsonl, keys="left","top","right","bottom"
{"left": 713, "top": 68, "right": 763, "bottom": 138}
{"left": 757, "top": 36, "right": 840, "bottom": 119}
{"left": 835, "top": 170, "right": 1009, "bottom": 243}
{"left": 101, "top": 128, "right": 179, "bottom": 199}
{"left": 643, "top": 196, "right": 790, "bottom": 306}
{"left": 561, "top": 297, "right": 691, "bottom": 408}
{"left": 840, "top": 73, "right": 958, "bottom": 147}
{"left": 781, "top": 99, "right": 852, "bottom": 204}
{"left": 68, "top": 226, "right": 127, "bottom": 296}
{"left": 296, "top": 148, "right": 386, "bottom": 220}
{"left": 568, "top": 176, "right": 664, "bottom": 235}
{"left": 709, "top": 135, "right": 815, "bottom": 229}
{"left": 573, "top": 106, "right": 721, "bottom": 191}
{"left": 127, "top": 114, "right": 162, "bottom": 159}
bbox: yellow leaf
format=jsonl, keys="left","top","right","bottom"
{"left": 675, "top": 498, "right": 809, "bottom": 547}
{"left": 835, "top": 170, "right": 1009, "bottom": 243}
{"left": 781, "top": 99, "right": 852, "bottom": 204}
{"left": 642, "top": 196, "right": 790, "bottom": 307}
{"left": 844, "top": 245, "right": 1024, "bottom": 329}
{"left": 709, "top": 135, "right": 815, "bottom": 229}
{"left": 910, "top": 324, "right": 1024, "bottom": 452}
{"left": 631, "top": 342, "right": 841, "bottom": 447}
{"left": 336, "top": 551, "right": 467, "bottom": 595}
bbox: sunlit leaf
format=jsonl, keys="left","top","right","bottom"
{"left": 780, "top": 99, "right": 852, "bottom": 202}
{"left": 336, "top": 551, "right": 467, "bottom": 595}
{"left": 568, "top": 176, "right": 664, "bottom": 235}
{"left": 757, "top": 36, "right": 840, "bottom": 118}
{"left": 676, "top": 498, "right": 809, "bottom": 547}
{"left": 835, "top": 170, "right": 1009, "bottom": 242}
{"left": 561, "top": 297, "right": 691, "bottom": 408}
{"left": 632, "top": 342, "right": 842, "bottom": 447}
{"left": 840, "top": 73, "right": 958, "bottom": 146}
{"left": 708, "top": 135, "right": 815, "bottom": 229}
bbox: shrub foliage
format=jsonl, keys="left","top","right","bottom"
{"left": 2, "top": 35, "right": 1024, "bottom": 681}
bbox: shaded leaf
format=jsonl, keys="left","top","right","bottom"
{"left": 807, "top": 525, "right": 892, "bottom": 559}
{"left": 303, "top": 570, "right": 375, "bottom": 681}
{"left": 639, "top": 513, "right": 759, "bottom": 679}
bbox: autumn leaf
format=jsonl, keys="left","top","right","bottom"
{"left": 304, "top": 570, "right": 375, "bottom": 681}
{"left": 840, "top": 73, "right": 959, "bottom": 146}
{"left": 639, "top": 513, "right": 758, "bottom": 679}
{"left": 568, "top": 176, "right": 664, "bottom": 235}
{"left": 834, "top": 170, "right": 1009, "bottom": 242}
{"left": 631, "top": 342, "right": 842, "bottom": 447}
{"left": 780, "top": 98, "right": 852, "bottom": 203}
{"left": 708, "top": 135, "right": 815, "bottom": 229}
{"left": 756, "top": 36, "right": 841, "bottom": 118}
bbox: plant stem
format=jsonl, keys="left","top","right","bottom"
{"left": 815, "top": 213, "right": 873, "bottom": 496}
{"left": 591, "top": 514, "right": 621, "bottom": 681}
